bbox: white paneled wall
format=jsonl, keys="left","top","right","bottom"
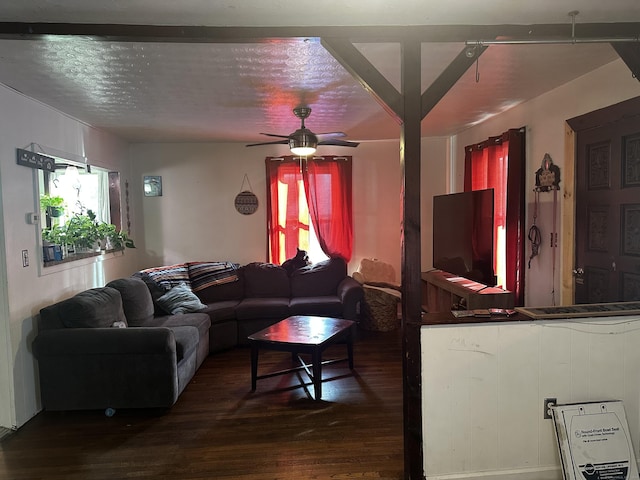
{"left": 422, "top": 317, "right": 640, "bottom": 480}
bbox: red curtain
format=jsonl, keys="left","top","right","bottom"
{"left": 266, "top": 156, "right": 353, "bottom": 263}
{"left": 303, "top": 157, "right": 353, "bottom": 261}
{"left": 265, "top": 157, "right": 304, "bottom": 263}
{"left": 464, "top": 128, "right": 526, "bottom": 305}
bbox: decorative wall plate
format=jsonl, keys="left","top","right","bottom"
{"left": 234, "top": 190, "right": 258, "bottom": 215}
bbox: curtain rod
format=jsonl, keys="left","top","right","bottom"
{"left": 466, "top": 37, "right": 639, "bottom": 46}
{"left": 467, "top": 10, "right": 639, "bottom": 46}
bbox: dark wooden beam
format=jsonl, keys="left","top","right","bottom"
{"left": 1, "top": 22, "right": 639, "bottom": 43}
{"left": 612, "top": 42, "right": 640, "bottom": 82}
{"left": 421, "top": 45, "right": 488, "bottom": 118}
{"left": 320, "top": 35, "right": 426, "bottom": 478}
{"left": 321, "top": 37, "right": 403, "bottom": 122}
{"left": 399, "top": 39, "right": 424, "bottom": 480}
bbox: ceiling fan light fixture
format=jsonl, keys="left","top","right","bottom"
{"left": 289, "top": 129, "right": 318, "bottom": 156}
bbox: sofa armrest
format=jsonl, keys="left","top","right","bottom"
{"left": 337, "top": 277, "right": 364, "bottom": 320}
{"left": 33, "top": 327, "right": 180, "bottom": 411}
{"left": 34, "top": 327, "right": 176, "bottom": 356}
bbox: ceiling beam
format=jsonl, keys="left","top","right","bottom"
{"left": 421, "top": 44, "right": 488, "bottom": 119}
{"left": 321, "top": 37, "right": 403, "bottom": 122}
{"left": 612, "top": 42, "right": 640, "bottom": 81}
{"left": 1, "top": 22, "right": 639, "bottom": 43}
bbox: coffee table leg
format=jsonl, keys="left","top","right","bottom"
{"left": 347, "top": 330, "right": 354, "bottom": 370}
{"left": 250, "top": 344, "right": 258, "bottom": 391}
{"left": 312, "top": 349, "right": 322, "bottom": 400}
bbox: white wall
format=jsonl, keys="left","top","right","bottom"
{"left": 452, "top": 58, "right": 640, "bottom": 307}
{"left": 0, "top": 85, "right": 142, "bottom": 429}
{"left": 422, "top": 315, "right": 640, "bottom": 480}
{"left": 128, "top": 142, "right": 398, "bottom": 271}
{"left": 128, "top": 137, "right": 448, "bottom": 276}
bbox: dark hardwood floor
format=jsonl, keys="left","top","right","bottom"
{"left": 0, "top": 327, "right": 404, "bottom": 480}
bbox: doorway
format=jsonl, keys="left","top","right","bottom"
{"left": 568, "top": 96, "right": 640, "bottom": 303}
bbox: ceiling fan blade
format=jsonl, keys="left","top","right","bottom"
{"left": 316, "top": 132, "right": 347, "bottom": 141}
{"left": 318, "top": 139, "right": 360, "bottom": 147}
{"left": 259, "top": 133, "right": 290, "bottom": 139}
{"left": 246, "top": 139, "right": 289, "bottom": 147}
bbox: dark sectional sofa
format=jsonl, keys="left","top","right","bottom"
{"left": 33, "top": 257, "right": 363, "bottom": 412}
{"left": 134, "top": 257, "right": 363, "bottom": 352}
{"left": 35, "top": 279, "right": 211, "bottom": 412}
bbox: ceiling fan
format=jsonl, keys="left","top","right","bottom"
{"left": 246, "top": 107, "right": 359, "bottom": 155}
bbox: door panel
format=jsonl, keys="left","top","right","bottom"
{"left": 574, "top": 104, "right": 640, "bottom": 304}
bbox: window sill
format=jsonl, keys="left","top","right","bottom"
{"left": 40, "top": 248, "right": 125, "bottom": 276}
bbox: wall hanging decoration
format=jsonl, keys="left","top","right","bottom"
{"left": 531, "top": 153, "right": 562, "bottom": 305}
{"left": 234, "top": 174, "right": 258, "bottom": 215}
{"left": 125, "top": 180, "right": 131, "bottom": 234}
{"left": 143, "top": 176, "right": 162, "bottom": 196}
{"left": 16, "top": 147, "right": 55, "bottom": 172}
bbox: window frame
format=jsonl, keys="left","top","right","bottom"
{"left": 36, "top": 156, "right": 123, "bottom": 273}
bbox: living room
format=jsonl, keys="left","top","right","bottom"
{"left": 1, "top": 3, "right": 640, "bottom": 479}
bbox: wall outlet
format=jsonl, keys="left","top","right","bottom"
{"left": 544, "top": 397, "right": 557, "bottom": 419}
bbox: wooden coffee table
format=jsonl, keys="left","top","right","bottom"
{"left": 247, "top": 315, "right": 355, "bottom": 400}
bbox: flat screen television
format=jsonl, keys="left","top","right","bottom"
{"left": 432, "top": 188, "right": 496, "bottom": 286}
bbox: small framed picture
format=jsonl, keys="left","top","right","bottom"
{"left": 143, "top": 176, "right": 162, "bottom": 197}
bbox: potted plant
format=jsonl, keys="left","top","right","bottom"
{"left": 87, "top": 210, "right": 132, "bottom": 250}
{"left": 96, "top": 221, "right": 135, "bottom": 250}
{"left": 64, "top": 213, "right": 99, "bottom": 252}
{"left": 40, "top": 194, "right": 65, "bottom": 218}
{"left": 108, "top": 228, "right": 136, "bottom": 249}
{"left": 41, "top": 225, "right": 66, "bottom": 261}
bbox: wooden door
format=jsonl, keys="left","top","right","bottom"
{"left": 571, "top": 98, "right": 640, "bottom": 303}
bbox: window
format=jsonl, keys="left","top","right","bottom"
{"left": 38, "top": 156, "right": 124, "bottom": 265}
{"left": 42, "top": 164, "right": 111, "bottom": 226}
{"left": 266, "top": 156, "right": 353, "bottom": 265}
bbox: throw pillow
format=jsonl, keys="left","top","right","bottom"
{"left": 156, "top": 282, "right": 206, "bottom": 315}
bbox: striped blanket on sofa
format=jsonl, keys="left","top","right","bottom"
{"left": 138, "top": 261, "right": 240, "bottom": 293}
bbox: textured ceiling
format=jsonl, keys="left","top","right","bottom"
{"left": 0, "top": 1, "right": 637, "bottom": 144}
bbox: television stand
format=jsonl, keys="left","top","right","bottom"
{"left": 421, "top": 270, "right": 514, "bottom": 313}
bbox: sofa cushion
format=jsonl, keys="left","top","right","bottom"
{"left": 134, "top": 312, "right": 211, "bottom": 341}
{"left": 156, "top": 283, "right": 207, "bottom": 315}
{"left": 289, "top": 296, "right": 344, "bottom": 318}
{"left": 199, "top": 300, "right": 241, "bottom": 324}
{"left": 234, "top": 297, "right": 290, "bottom": 320}
{"left": 290, "top": 257, "right": 348, "bottom": 297}
{"left": 54, "top": 287, "right": 127, "bottom": 329}
{"left": 187, "top": 261, "right": 240, "bottom": 292}
{"left": 243, "top": 262, "right": 290, "bottom": 298}
{"left": 138, "top": 263, "right": 191, "bottom": 291}
{"left": 106, "top": 277, "right": 155, "bottom": 326}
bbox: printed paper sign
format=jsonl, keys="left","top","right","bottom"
{"left": 552, "top": 401, "right": 639, "bottom": 480}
